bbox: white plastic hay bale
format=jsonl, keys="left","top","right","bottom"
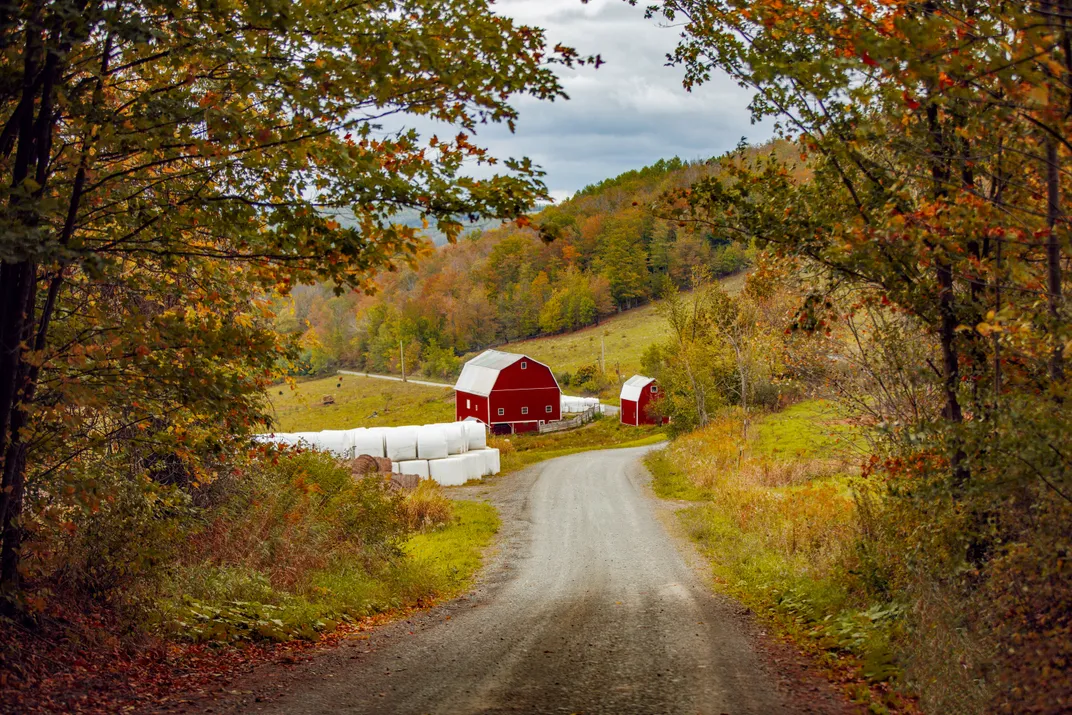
{"left": 463, "top": 421, "right": 487, "bottom": 450}
{"left": 428, "top": 455, "right": 468, "bottom": 486}
{"left": 443, "top": 422, "right": 467, "bottom": 455}
{"left": 416, "top": 425, "right": 449, "bottom": 460}
{"left": 480, "top": 448, "right": 501, "bottom": 476}
{"left": 397, "top": 460, "right": 430, "bottom": 479}
{"left": 351, "top": 428, "right": 386, "bottom": 458}
{"left": 391, "top": 461, "right": 400, "bottom": 473}
{"left": 317, "top": 429, "right": 354, "bottom": 458}
{"left": 292, "top": 432, "right": 323, "bottom": 449}
{"left": 385, "top": 426, "right": 419, "bottom": 461}
{"left": 256, "top": 433, "right": 296, "bottom": 447}
{"left": 461, "top": 451, "right": 484, "bottom": 481}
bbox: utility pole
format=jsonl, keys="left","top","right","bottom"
{"left": 400, "top": 340, "right": 406, "bottom": 382}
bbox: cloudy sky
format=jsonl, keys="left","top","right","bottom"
{"left": 470, "top": 0, "right": 773, "bottom": 202}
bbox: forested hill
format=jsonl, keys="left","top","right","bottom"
{"left": 277, "top": 145, "right": 784, "bottom": 377}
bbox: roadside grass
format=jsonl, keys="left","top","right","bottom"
{"left": 268, "top": 374, "right": 454, "bottom": 432}
{"left": 491, "top": 415, "right": 666, "bottom": 475}
{"left": 751, "top": 399, "right": 863, "bottom": 460}
{"left": 404, "top": 500, "right": 499, "bottom": 592}
{"left": 648, "top": 402, "right": 914, "bottom": 712}
{"left": 160, "top": 452, "right": 497, "bottom": 644}
{"left": 498, "top": 272, "right": 748, "bottom": 387}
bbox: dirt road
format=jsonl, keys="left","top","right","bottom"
{"left": 206, "top": 446, "right": 852, "bottom": 714}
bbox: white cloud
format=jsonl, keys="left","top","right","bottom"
{"left": 389, "top": 1, "right": 774, "bottom": 201}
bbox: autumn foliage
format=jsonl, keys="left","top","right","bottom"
{"left": 639, "top": 0, "right": 1072, "bottom": 710}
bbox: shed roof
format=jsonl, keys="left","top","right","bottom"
{"left": 454, "top": 349, "right": 525, "bottom": 397}
{"left": 620, "top": 375, "right": 655, "bottom": 402}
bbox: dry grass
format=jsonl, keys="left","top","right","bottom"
{"left": 398, "top": 480, "right": 454, "bottom": 531}
{"left": 647, "top": 403, "right": 915, "bottom": 711}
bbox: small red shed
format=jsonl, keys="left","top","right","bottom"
{"left": 455, "top": 350, "right": 561, "bottom": 435}
{"left": 620, "top": 375, "right": 666, "bottom": 426}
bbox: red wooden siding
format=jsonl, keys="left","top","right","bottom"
{"left": 621, "top": 380, "right": 665, "bottom": 426}
{"left": 636, "top": 383, "right": 666, "bottom": 425}
{"left": 455, "top": 352, "right": 561, "bottom": 434}
{"left": 456, "top": 392, "right": 489, "bottom": 423}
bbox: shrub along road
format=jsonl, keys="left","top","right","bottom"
{"left": 196, "top": 445, "right": 855, "bottom": 714}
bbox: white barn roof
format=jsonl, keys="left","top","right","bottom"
{"left": 454, "top": 349, "right": 525, "bottom": 397}
{"left": 620, "top": 375, "right": 655, "bottom": 402}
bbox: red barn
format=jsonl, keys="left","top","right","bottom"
{"left": 620, "top": 375, "right": 666, "bottom": 426}
{"left": 455, "top": 350, "right": 561, "bottom": 435}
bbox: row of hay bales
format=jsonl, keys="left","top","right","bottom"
{"left": 256, "top": 421, "right": 500, "bottom": 486}
{"left": 560, "top": 395, "right": 602, "bottom": 413}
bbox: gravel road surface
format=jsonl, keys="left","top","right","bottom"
{"left": 204, "top": 445, "right": 851, "bottom": 715}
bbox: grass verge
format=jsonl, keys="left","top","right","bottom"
{"left": 647, "top": 401, "right": 916, "bottom": 713}
{"left": 159, "top": 452, "right": 498, "bottom": 644}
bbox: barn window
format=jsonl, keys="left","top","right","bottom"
{"left": 545, "top": 405, "right": 553, "bottom": 413}
{"left": 467, "top": 398, "right": 471, "bottom": 408}
{"left": 651, "top": 385, "right": 658, "bottom": 393}
{"left": 497, "top": 408, "right": 505, "bottom": 416}
{"left": 520, "top": 361, "right": 528, "bottom": 369}
{"left": 521, "top": 406, "right": 529, "bottom": 415}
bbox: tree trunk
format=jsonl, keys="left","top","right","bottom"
{"left": 0, "top": 263, "right": 36, "bottom": 601}
{"left": 1046, "top": 134, "right": 1064, "bottom": 384}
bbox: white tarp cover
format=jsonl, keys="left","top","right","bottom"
{"left": 316, "top": 430, "right": 353, "bottom": 458}
{"left": 478, "top": 447, "right": 501, "bottom": 476}
{"left": 453, "top": 349, "right": 524, "bottom": 397}
{"left": 429, "top": 455, "right": 468, "bottom": 486}
{"left": 461, "top": 451, "right": 485, "bottom": 481}
{"left": 352, "top": 428, "right": 386, "bottom": 458}
{"left": 255, "top": 433, "right": 297, "bottom": 446}
{"left": 385, "top": 426, "right": 419, "bottom": 461}
{"left": 620, "top": 375, "right": 655, "bottom": 403}
{"left": 416, "top": 425, "right": 449, "bottom": 460}
{"left": 397, "top": 460, "right": 431, "bottom": 478}
{"left": 443, "top": 422, "right": 467, "bottom": 455}
{"left": 463, "top": 421, "right": 487, "bottom": 450}
{"left": 293, "top": 432, "right": 323, "bottom": 448}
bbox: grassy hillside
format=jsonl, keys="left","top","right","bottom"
{"left": 269, "top": 375, "right": 454, "bottom": 432}
{"left": 497, "top": 271, "right": 747, "bottom": 382}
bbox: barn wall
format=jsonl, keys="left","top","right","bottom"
{"left": 492, "top": 359, "right": 558, "bottom": 392}
{"left": 456, "top": 391, "right": 489, "bottom": 423}
{"left": 621, "top": 399, "right": 638, "bottom": 426}
{"left": 637, "top": 385, "right": 667, "bottom": 425}
{"left": 489, "top": 386, "right": 561, "bottom": 424}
